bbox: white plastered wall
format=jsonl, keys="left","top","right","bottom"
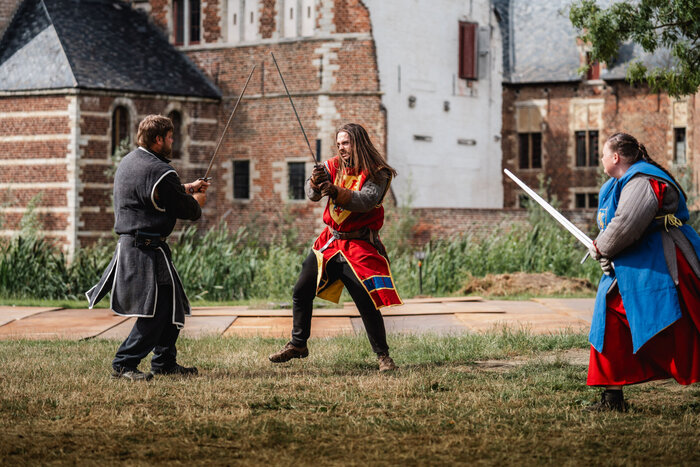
{"left": 363, "top": 0, "right": 504, "bottom": 208}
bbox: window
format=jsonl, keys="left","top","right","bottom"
{"left": 585, "top": 52, "right": 600, "bottom": 80}
{"left": 111, "top": 105, "right": 129, "bottom": 155}
{"left": 173, "top": 0, "right": 200, "bottom": 45}
{"left": 575, "top": 130, "right": 598, "bottom": 167}
{"left": 233, "top": 160, "right": 250, "bottom": 199}
{"left": 168, "top": 110, "right": 182, "bottom": 159}
{"left": 516, "top": 105, "right": 543, "bottom": 169}
{"left": 458, "top": 21, "right": 478, "bottom": 80}
{"left": 674, "top": 128, "right": 686, "bottom": 164}
{"left": 173, "top": 0, "right": 184, "bottom": 45}
{"left": 288, "top": 162, "right": 305, "bottom": 200}
{"left": 190, "top": 0, "right": 201, "bottom": 43}
{"left": 518, "top": 193, "right": 529, "bottom": 209}
{"left": 518, "top": 132, "right": 542, "bottom": 169}
{"left": 575, "top": 192, "right": 598, "bottom": 209}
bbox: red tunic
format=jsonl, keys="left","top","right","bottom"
{"left": 312, "top": 157, "right": 402, "bottom": 309}
{"left": 587, "top": 180, "right": 700, "bottom": 386}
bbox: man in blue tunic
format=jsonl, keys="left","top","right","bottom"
{"left": 87, "top": 115, "right": 209, "bottom": 381}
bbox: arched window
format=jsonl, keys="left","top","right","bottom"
{"left": 168, "top": 110, "right": 183, "bottom": 159}
{"left": 111, "top": 105, "right": 129, "bottom": 156}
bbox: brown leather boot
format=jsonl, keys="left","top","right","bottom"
{"left": 269, "top": 342, "right": 309, "bottom": 363}
{"left": 377, "top": 353, "right": 397, "bottom": 372}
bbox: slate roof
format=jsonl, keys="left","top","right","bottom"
{"left": 495, "top": 0, "right": 668, "bottom": 84}
{"left": 0, "top": 0, "right": 221, "bottom": 98}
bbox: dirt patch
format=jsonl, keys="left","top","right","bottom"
{"left": 461, "top": 272, "right": 594, "bottom": 296}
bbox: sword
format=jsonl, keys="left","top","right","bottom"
{"left": 202, "top": 65, "right": 257, "bottom": 181}
{"left": 270, "top": 52, "right": 319, "bottom": 166}
{"left": 504, "top": 169, "right": 593, "bottom": 263}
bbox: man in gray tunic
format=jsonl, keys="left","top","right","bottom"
{"left": 86, "top": 115, "right": 209, "bottom": 381}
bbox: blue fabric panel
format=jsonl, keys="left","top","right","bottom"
{"left": 590, "top": 273, "right": 615, "bottom": 353}
{"left": 363, "top": 276, "right": 394, "bottom": 292}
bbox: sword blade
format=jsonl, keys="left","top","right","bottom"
{"left": 203, "top": 65, "right": 257, "bottom": 179}
{"left": 270, "top": 52, "right": 318, "bottom": 165}
{"left": 504, "top": 168, "right": 593, "bottom": 249}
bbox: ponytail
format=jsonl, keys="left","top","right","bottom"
{"left": 607, "top": 133, "right": 688, "bottom": 201}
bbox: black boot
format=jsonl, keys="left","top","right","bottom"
{"left": 586, "top": 389, "right": 628, "bottom": 412}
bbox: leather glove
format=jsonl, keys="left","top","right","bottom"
{"left": 588, "top": 243, "right": 602, "bottom": 261}
{"left": 599, "top": 257, "right": 614, "bottom": 275}
{"left": 320, "top": 181, "right": 338, "bottom": 198}
{"left": 311, "top": 165, "right": 329, "bottom": 186}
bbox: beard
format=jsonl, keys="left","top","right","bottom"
{"left": 158, "top": 145, "right": 172, "bottom": 158}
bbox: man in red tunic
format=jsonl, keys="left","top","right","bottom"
{"left": 269, "top": 123, "right": 402, "bottom": 371}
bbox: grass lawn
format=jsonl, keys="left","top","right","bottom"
{"left": 1, "top": 332, "right": 698, "bottom": 464}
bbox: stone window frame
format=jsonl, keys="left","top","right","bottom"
{"left": 163, "top": 102, "right": 190, "bottom": 164}
{"left": 231, "top": 159, "right": 251, "bottom": 201}
{"left": 108, "top": 98, "right": 137, "bottom": 159}
{"left": 172, "top": 0, "right": 202, "bottom": 46}
{"left": 569, "top": 187, "right": 599, "bottom": 210}
{"left": 287, "top": 160, "right": 306, "bottom": 201}
{"left": 515, "top": 101, "right": 547, "bottom": 171}
{"left": 569, "top": 99, "right": 603, "bottom": 171}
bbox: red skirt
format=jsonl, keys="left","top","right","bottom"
{"left": 587, "top": 247, "right": 700, "bottom": 386}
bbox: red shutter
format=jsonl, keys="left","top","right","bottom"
{"left": 459, "top": 21, "right": 478, "bottom": 80}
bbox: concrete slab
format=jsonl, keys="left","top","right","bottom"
{"left": 0, "top": 309, "right": 128, "bottom": 339}
{"left": 190, "top": 306, "right": 248, "bottom": 316}
{"left": 223, "top": 316, "right": 354, "bottom": 338}
{"left": 224, "top": 317, "right": 292, "bottom": 338}
{"left": 352, "top": 314, "right": 469, "bottom": 336}
{"left": 95, "top": 315, "right": 239, "bottom": 340}
{"left": 0, "top": 306, "right": 60, "bottom": 327}
{"left": 454, "top": 312, "right": 588, "bottom": 334}
{"left": 532, "top": 298, "right": 595, "bottom": 323}
{"left": 181, "top": 316, "right": 237, "bottom": 338}
{"left": 95, "top": 318, "right": 135, "bottom": 340}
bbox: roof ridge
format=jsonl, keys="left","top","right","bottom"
{"left": 39, "top": 0, "right": 77, "bottom": 87}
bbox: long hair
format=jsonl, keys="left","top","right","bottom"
{"left": 606, "top": 132, "right": 687, "bottom": 200}
{"left": 336, "top": 123, "right": 397, "bottom": 178}
{"left": 137, "top": 114, "right": 173, "bottom": 148}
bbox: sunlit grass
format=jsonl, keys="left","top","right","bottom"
{"left": 1, "top": 332, "right": 698, "bottom": 464}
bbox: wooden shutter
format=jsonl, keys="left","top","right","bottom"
{"left": 459, "top": 21, "right": 478, "bottom": 80}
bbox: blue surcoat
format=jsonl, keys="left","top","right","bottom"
{"left": 590, "top": 161, "right": 700, "bottom": 353}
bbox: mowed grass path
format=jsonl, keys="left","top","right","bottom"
{"left": 1, "top": 332, "right": 699, "bottom": 465}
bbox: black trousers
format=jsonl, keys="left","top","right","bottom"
{"left": 112, "top": 284, "right": 180, "bottom": 371}
{"left": 290, "top": 251, "right": 389, "bottom": 355}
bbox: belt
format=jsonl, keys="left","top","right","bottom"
{"left": 318, "top": 227, "right": 381, "bottom": 254}
{"left": 121, "top": 231, "right": 167, "bottom": 248}
{"left": 330, "top": 227, "right": 370, "bottom": 240}
{"left": 654, "top": 214, "right": 684, "bottom": 232}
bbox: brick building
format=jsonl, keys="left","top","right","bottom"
{"left": 499, "top": 0, "right": 698, "bottom": 211}
{"left": 0, "top": 0, "right": 222, "bottom": 258}
{"left": 1, "top": 0, "right": 506, "bottom": 254}
{"left": 1, "top": 0, "right": 697, "bottom": 257}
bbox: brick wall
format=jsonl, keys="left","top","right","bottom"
{"left": 77, "top": 93, "right": 220, "bottom": 247}
{"left": 0, "top": 95, "right": 73, "bottom": 246}
{"left": 409, "top": 207, "right": 595, "bottom": 244}
{"left": 502, "top": 81, "right": 698, "bottom": 209}
{"left": 144, "top": 0, "right": 386, "bottom": 244}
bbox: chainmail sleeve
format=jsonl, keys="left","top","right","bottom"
{"left": 342, "top": 171, "right": 390, "bottom": 213}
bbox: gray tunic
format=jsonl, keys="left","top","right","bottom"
{"left": 85, "top": 148, "right": 200, "bottom": 328}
